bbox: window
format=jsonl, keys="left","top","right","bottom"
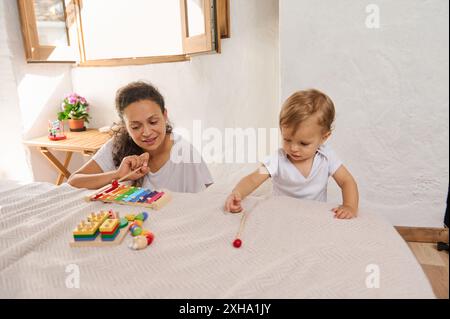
{"left": 17, "top": 0, "right": 80, "bottom": 62}
{"left": 180, "top": 0, "right": 230, "bottom": 55}
{"left": 17, "top": 0, "right": 230, "bottom": 65}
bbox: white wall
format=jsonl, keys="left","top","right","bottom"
{"left": 0, "top": 0, "right": 29, "bottom": 181}
{"left": 2, "top": 0, "right": 447, "bottom": 227}
{"left": 72, "top": 0, "right": 280, "bottom": 158}
{"left": 280, "top": 0, "right": 449, "bottom": 226}
{"left": 1, "top": 0, "right": 279, "bottom": 183}
{"left": 0, "top": 0, "right": 83, "bottom": 183}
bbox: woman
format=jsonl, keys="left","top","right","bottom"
{"left": 68, "top": 81, "right": 213, "bottom": 192}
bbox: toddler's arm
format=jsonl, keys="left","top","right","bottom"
{"left": 224, "top": 166, "right": 270, "bottom": 213}
{"left": 332, "top": 165, "right": 359, "bottom": 219}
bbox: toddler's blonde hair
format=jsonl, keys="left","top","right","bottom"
{"left": 279, "top": 89, "right": 335, "bottom": 133}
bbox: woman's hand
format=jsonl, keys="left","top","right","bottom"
{"left": 224, "top": 191, "right": 243, "bottom": 213}
{"left": 115, "top": 153, "right": 150, "bottom": 181}
{"left": 331, "top": 205, "right": 357, "bottom": 219}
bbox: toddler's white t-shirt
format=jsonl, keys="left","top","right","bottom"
{"left": 92, "top": 133, "right": 213, "bottom": 193}
{"left": 262, "top": 144, "right": 342, "bottom": 202}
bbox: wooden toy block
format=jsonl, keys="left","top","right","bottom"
{"left": 70, "top": 224, "right": 129, "bottom": 247}
{"left": 87, "top": 211, "right": 109, "bottom": 224}
{"left": 100, "top": 229, "right": 119, "bottom": 238}
{"left": 99, "top": 219, "right": 119, "bottom": 233}
{"left": 70, "top": 212, "right": 130, "bottom": 248}
{"left": 101, "top": 228, "right": 120, "bottom": 241}
{"left": 73, "top": 220, "right": 101, "bottom": 236}
{"left": 101, "top": 229, "right": 119, "bottom": 238}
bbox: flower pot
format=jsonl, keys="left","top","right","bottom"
{"left": 68, "top": 119, "right": 86, "bottom": 132}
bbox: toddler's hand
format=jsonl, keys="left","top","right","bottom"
{"left": 332, "top": 205, "right": 357, "bottom": 219}
{"left": 224, "top": 192, "right": 243, "bottom": 213}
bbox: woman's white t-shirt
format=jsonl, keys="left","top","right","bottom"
{"left": 262, "top": 144, "right": 343, "bottom": 202}
{"left": 92, "top": 133, "right": 213, "bottom": 193}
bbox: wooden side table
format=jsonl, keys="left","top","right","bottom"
{"left": 24, "top": 129, "right": 111, "bottom": 185}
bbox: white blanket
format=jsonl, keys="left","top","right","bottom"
{"left": 0, "top": 179, "right": 435, "bottom": 298}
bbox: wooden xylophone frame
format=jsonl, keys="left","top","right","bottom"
{"left": 85, "top": 182, "right": 171, "bottom": 210}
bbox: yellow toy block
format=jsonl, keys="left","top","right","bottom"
{"left": 73, "top": 220, "right": 101, "bottom": 236}
{"left": 99, "top": 219, "right": 119, "bottom": 233}
{"left": 87, "top": 211, "right": 109, "bottom": 224}
{"left": 125, "top": 214, "right": 136, "bottom": 221}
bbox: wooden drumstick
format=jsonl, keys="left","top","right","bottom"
{"left": 91, "top": 166, "right": 144, "bottom": 199}
{"left": 233, "top": 210, "right": 247, "bottom": 248}
{"left": 117, "top": 166, "right": 144, "bottom": 183}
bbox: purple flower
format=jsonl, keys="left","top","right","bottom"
{"left": 80, "top": 97, "right": 87, "bottom": 104}
{"left": 68, "top": 96, "right": 77, "bottom": 104}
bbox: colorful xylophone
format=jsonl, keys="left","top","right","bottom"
{"left": 85, "top": 181, "right": 171, "bottom": 210}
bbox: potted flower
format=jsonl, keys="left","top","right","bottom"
{"left": 57, "top": 93, "right": 91, "bottom": 132}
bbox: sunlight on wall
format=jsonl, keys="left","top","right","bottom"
{"left": 17, "top": 73, "right": 65, "bottom": 133}
{"left": 0, "top": 148, "right": 32, "bottom": 182}
{"left": 0, "top": 0, "right": 32, "bottom": 182}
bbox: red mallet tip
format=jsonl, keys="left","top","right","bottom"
{"left": 112, "top": 180, "right": 119, "bottom": 188}
{"left": 146, "top": 233, "right": 155, "bottom": 245}
{"left": 233, "top": 238, "right": 242, "bottom": 248}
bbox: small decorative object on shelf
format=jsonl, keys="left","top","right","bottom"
{"left": 48, "top": 119, "right": 66, "bottom": 141}
{"left": 57, "top": 93, "right": 91, "bottom": 132}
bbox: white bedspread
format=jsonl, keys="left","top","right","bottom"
{"left": 0, "top": 179, "right": 435, "bottom": 298}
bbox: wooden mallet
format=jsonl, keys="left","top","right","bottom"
{"left": 233, "top": 210, "right": 247, "bottom": 248}
{"left": 91, "top": 166, "right": 145, "bottom": 199}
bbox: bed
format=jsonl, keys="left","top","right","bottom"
{"left": 0, "top": 164, "right": 435, "bottom": 298}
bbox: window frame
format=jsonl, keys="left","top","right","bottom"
{"left": 17, "top": 0, "right": 81, "bottom": 62}
{"left": 180, "top": 0, "right": 229, "bottom": 55}
{"left": 17, "top": 0, "right": 230, "bottom": 65}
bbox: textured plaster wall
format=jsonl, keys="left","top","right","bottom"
{"left": 71, "top": 0, "right": 280, "bottom": 157}
{"left": 0, "top": 0, "right": 84, "bottom": 183}
{"left": 1, "top": 0, "right": 279, "bottom": 182}
{"left": 0, "top": 0, "right": 29, "bottom": 181}
{"left": 2, "top": 0, "right": 447, "bottom": 227}
{"left": 280, "top": 0, "right": 449, "bottom": 226}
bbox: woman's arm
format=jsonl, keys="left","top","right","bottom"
{"left": 68, "top": 153, "right": 150, "bottom": 189}
{"left": 332, "top": 165, "right": 359, "bottom": 218}
{"left": 67, "top": 159, "right": 119, "bottom": 189}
